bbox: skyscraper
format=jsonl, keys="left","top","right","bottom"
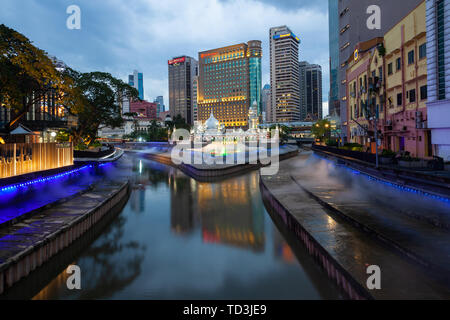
{"left": 328, "top": 0, "right": 340, "bottom": 118}
{"left": 168, "top": 56, "right": 198, "bottom": 125}
{"left": 128, "top": 70, "right": 144, "bottom": 100}
{"left": 261, "top": 84, "right": 271, "bottom": 123}
{"left": 335, "top": 0, "right": 424, "bottom": 140}
{"left": 192, "top": 75, "right": 199, "bottom": 123}
{"left": 299, "top": 61, "right": 323, "bottom": 121}
{"left": 270, "top": 26, "right": 301, "bottom": 123}
{"left": 153, "top": 96, "right": 165, "bottom": 117}
{"left": 197, "top": 41, "right": 262, "bottom": 128}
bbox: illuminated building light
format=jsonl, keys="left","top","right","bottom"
{"left": 0, "top": 165, "right": 96, "bottom": 194}
{"left": 168, "top": 57, "right": 186, "bottom": 65}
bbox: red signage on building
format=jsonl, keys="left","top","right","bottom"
{"left": 200, "top": 52, "right": 218, "bottom": 59}
{"left": 168, "top": 57, "right": 186, "bottom": 65}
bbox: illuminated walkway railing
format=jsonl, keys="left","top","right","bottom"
{"left": 0, "top": 142, "right": 73, "bottom": 179}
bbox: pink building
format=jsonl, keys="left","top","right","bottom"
{"left": 129, "top": 100, "right": 157, "bottom": 120}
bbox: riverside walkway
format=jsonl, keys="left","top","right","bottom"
{"left": 0, "top": 178, "right": 129, "bottom": 295}
{"left": 260, "top": 151, "right": 450, "bottom": 299}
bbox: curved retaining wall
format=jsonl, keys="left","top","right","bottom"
{"left": 259, "top": 178, "right": 372, "bottom": 300}
{"left": 136, "top": 150, "right": 299, "bottom": 182}
{"left": 0, "top": 181, "right": 130, "bottom": 295}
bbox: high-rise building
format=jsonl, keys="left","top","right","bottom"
{"left": 192, "top": 75, "right": 199, "bottom": 123}
{"left": 261, "top": 84, "right": 271, "bottom": 123}
{"left": 153, "top": 96, "right": 165, "bottom": 117}
{"left": 270, "top": 26, "right": 301, "bottom": 123}
{"left": 299, "top": 61, "right": 323, "bottom": 121}
{"left": 335, "top": 0, "right": 424, "bottom": 140}
{"left": 168, "top": 56, "right": 198, "bottom": 125}
{"left": 197, "top": 41, "right": 262, "bottom": 128}
{"left": 328, "top": 0, "right": 340, "bottom": 118}
{"left": 128, "top": 70, "right": 144, "bottom": 100}
{"left": 426, "top": 0, "right": 450, "bottom": 161}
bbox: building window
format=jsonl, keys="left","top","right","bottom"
{"left": 419, "top": 43, "right": 427, "bottom": 59}
{"left": 437, "top": 0, "right": 446, "bottom": 100}
{"left": 388, "top": 63, "right": 393, "bottom": 75}
{"left": 408, "top": 50, "right": 415, "bottom": 65}
{"left": 420, "top": 85, "right": 428, "bottom": 100}
{"left": 396, "top": 58, "right": 401, "bottom": 71}
{"left": 409, "top": 89, "right": 416, "bottom": 103}
{"left": 397, "top": 93, "right": 402, "bottom": 106}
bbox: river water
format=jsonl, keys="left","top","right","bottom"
{"left": 31, "top": 154, "right": 342, "bottom": 300}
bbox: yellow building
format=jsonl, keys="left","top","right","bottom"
{"left": 346, "top": 1, "right": 431, "bottom": 158}
{"left": 383, "top": 0, "right": 431, "bottom": 158}
{"left": 346, "top": 38, "right": 385, "bottom": 149}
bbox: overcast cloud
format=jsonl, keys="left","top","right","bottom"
{"left": 1, "top": 0, "right": 329, "bottom": 114}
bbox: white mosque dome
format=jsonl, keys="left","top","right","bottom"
{"left": 205, "top": 112, "right": 220, "bottom": 130}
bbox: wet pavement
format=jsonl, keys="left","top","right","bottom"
{"left": 261, "top": 152, "right": 450, "bottom": 299}
{"left": 0, "top": 173, "right": 127, "bottom": 266}
{"left": 291, "top": 151, "right": 450, "bottom": 280}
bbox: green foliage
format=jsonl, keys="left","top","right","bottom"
{"left": 325, "top": 139, "right": 339, "bottom": 147}
{"left": 0, "top": 24, "right": 75, "bottom": 128}
{"left": 311, "top": 119, "right": 332, "bottom": 141}
{"left": 377, "top": 43, "right": 386, "bottom": 57}
{"left": 55, "top": 130, "right": 70, "bottom": 142}
{"left": 381, "top": 149, "right": 396, "bottom": 157}
{"left": 65, "top": 70, "right": 139, "bottom": 145}
{"left": 268, "top": 125, "right": 291, "bottom": 144}
{"left": 342, "top": 143, "right": 364, "bottom": 152}
{"left": 166, "top": 114, "right": 191, "bottom": 131}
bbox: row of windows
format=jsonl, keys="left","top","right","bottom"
{"left": 391, "top": 86, "right": 427, "bottom": 107}
{"left": 387, "top": 44, "right": 426, "bottom": 75}
{"left": 203, "top": 52, "right": 244, "bottom": 64}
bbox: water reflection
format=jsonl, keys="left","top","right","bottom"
{"left": 32, "top": 155, "right": 341, "bottom": 300}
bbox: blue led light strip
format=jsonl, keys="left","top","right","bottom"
{"left": 0, "top": 165, "right": 94, "bottom": 193}
{"left": 313, "top": 154, "right": 450, "bottom": 203}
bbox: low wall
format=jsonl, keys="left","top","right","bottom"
{"left": 137, "top": 149, "right": 300, "bottom": 182}
{"left": 74, "top": 147, "right": 115, "bottom": 159}
{"left": 259, "top": 178, "right": 372, "bottom": 300}
{"left": 0, "top": 181, "right": 130, "bottom": 295}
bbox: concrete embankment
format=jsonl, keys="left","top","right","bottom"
{"left": 126, "top": 145, "right": 299, "bottom": 182}
{"left": 260, "top": 155, "right": 450, "bottom": 300}
{"left": 0, "top": 180, "right": 130, "bottom": 296}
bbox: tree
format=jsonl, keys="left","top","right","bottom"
{"left": 269, "top": 124, "right": 291, "bottom": 144}
{"left": 66, "top": 70, "right": 139, "bottom": 145}
{"left": 0, "top": 24, "right": 74, "bottom": 130}
{"left": 166, "top": 114, "right": 191, "bottom": 131}
{"left": 312, "top": 119, "right": 331, "bottom": 142}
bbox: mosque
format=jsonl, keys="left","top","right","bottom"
{"left": 190, "top": 101, "right": 274, "bottom": 143}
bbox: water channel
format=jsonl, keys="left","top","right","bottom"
{"left": 30, "top": 153, "right": 342, "bottom": 300}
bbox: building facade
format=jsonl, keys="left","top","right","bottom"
{"left": 384, "top": 1, "right": 430, "bottom": 158}
{"left": 270, "top": 26, "right": 301, "bottom": 123}
{"left": 130, "top": 100, "right": 157, "bottom": 120}
{"left": 168, "top": 56, "right": 198, "bottom": 125}
{"left": 347, "top": 38, "right": 385, "bottom": 149}
{"left": 153, "top": 96, "right": 165, "bottom": 117}
{"left": 197, "top": 41, "right": 262, "bottom": 128}
{"left": 128, "top": 70, "right": 144, "bottom": 100}
{"left": 261, "top": 84, "right": 271, "bottom": 123}
{"left": 299, "top": 61, "right": 323, "bottom": 121}
{"left": 192, "top": 75, "right": 199, "bottom": 124}
{"left": 426, "top": 0, "right": 450, "bottom": 161}
{"left": 336, "top": 0, "right": 424, "bottom": 140}
{"left": 328, "top": 0, "right": 340, "bottom": 118}
{"left": 346, "top": 1, "right": 431, "bottom": 158}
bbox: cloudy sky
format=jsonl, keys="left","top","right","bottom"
{"left": 1, "top": 0, "right": 330, "bottom": 115}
